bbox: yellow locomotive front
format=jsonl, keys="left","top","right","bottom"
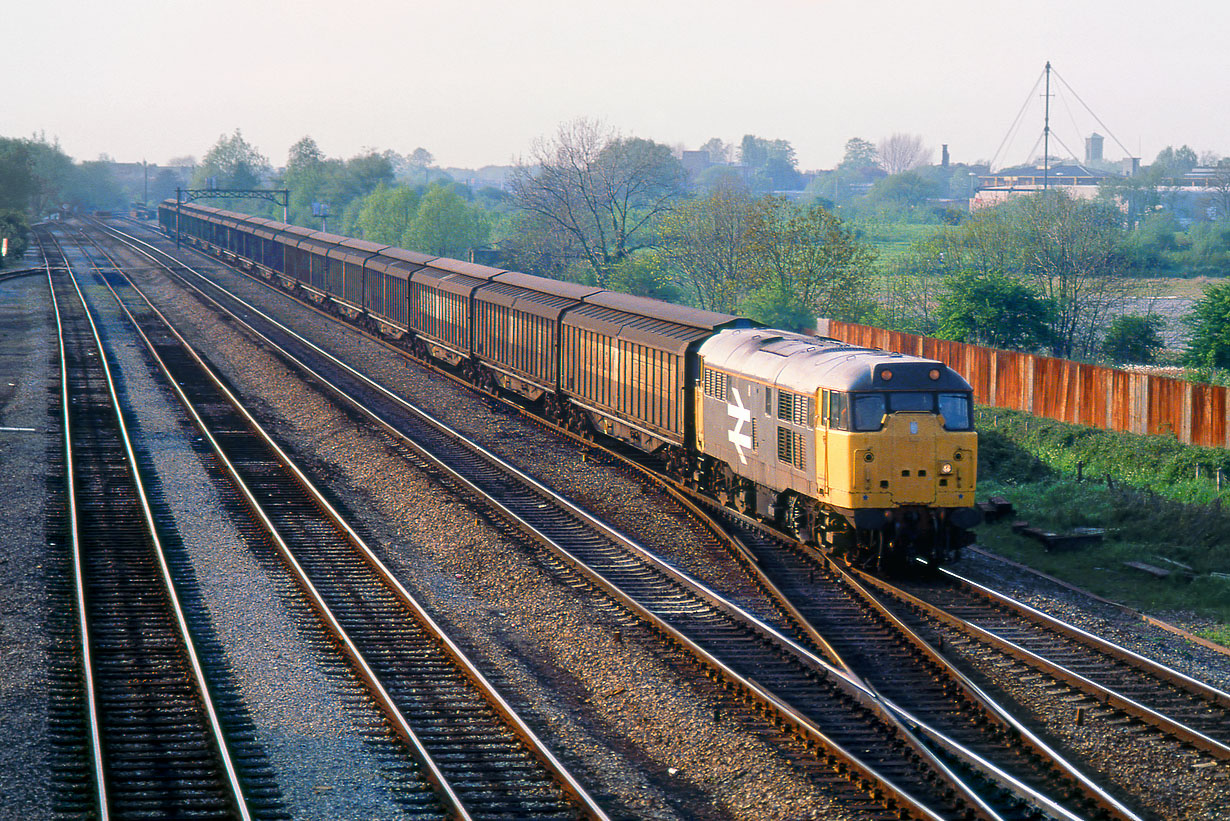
{"left": 817, "top": 369, "right": 979, "bottom": 568}
{"left": 694, "top": 329, "right": 979, "bottom": 570}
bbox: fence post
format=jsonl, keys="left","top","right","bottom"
{"left": 1023, "top": 356, "right": 1035, "bottom": 414}
{"left": 987, "top": 351, "right": 997, "bottom": 407}
{"left": 1181, "top": 382, "right": 1193, "bottom": 445}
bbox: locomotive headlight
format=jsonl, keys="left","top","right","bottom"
{"left": 940, "top": 462, "right": 954, "bottom": 475}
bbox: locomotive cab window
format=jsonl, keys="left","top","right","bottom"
{"left": 828, "top": 391, "right": 850, "bottom": 430}
{"left": 889, "top": 392, "right": 932, "bottom": 413}
{"left": 938, "top": 393, "right": 972, "bottom": 430}
{"left": 852, "top": 393, "right": 887, "bottom": 431}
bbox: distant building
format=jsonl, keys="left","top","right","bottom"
{"left": 1084, "top": 133, "right": 1104, "bottom": 164}
{"left": 680, "top": 150, "right": 713, "bottom": 177}
{"left": 971, "top": 162, "right": 1115, "bottom": 208}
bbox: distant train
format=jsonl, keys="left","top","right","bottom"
{"left": 159, "top": 201, "right": 979, "bottom": 568}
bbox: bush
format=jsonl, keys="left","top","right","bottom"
{"left": 1102, "top": 314, "right": 1164, "bottom": 365}
{"left": 0, "top": 210, "right": 29, "bottom": 267}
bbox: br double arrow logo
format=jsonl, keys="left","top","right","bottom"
{"left": 727, "top": 388, "right": 752, "bottom": 465}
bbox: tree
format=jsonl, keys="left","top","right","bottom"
{"left": 743, "top": 197, "right": 873, "bottom": 327}
{"left": 338, "top": 151, "right": 395, "bottom": 199}
{"left": 64, "top": 161, "right": 124, "bottom": 211}
{"left": 193, "top": 129, "right": 270, "bottom": 191}
{"left": 1102, "top": 315, "right": 1164, "bottom": 364}
{"left": 1153, "top": 145, "right": 1198, "bottom": 178}
{"left": 840, "top": 137, "right": 879, "bottom": 171}
{"left": 403, "top": 183, "right": 489, "bottom": 258}
{"left": 1011, "top": 191, "right": 1130, "bottom": 358}
{"left": 0, "top": 139, "right": 35, "bottom": 212}
{"left": 861, "top": 170, "right": 941, "bottom": 212}
{"left": 877, "top": 133, "right": 932, "bottom": 175}
{"left": 1184, "top": 281, "right": 1230, "bottom": 369}
{"left": 656, "top": 180, "right": 755, "bottom": 313}
{"left": 353, "top": 185, "right": 421, "bottom": 244}
{"left": 282, "top": 136, "right": 331, "bottom": 224}
{"left": 935, "top": 271, "right": 1053, "bottom": 350}
{"left": 510, "top": 119, "right": 684, "bottom": 286}
{"left": 408, "top": 147, "right": 434, "bottom": 185}
{"left": 286, "top": 136, "right": 324, "bottom": 174}
{"left": 1206, "top": 158, "right": 1230, "bottom": 221}
{"left": 738, "top": 135, "right": 801, "bottom": 191}
{"left": 700, "top": 137, "right": 731, "bottom": 164}
{"left": 606, "top": 252, "right": 678, "bottom": 301}
{"left": 0, "top": 135, "right": 74, "bottom": 216}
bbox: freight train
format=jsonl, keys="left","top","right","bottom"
{"left": 158, "top": 201, "right": 979, "bottom": 568}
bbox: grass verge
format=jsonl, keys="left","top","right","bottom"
{"left": 973, "top": 407, "right": 1230, "bottom": 627}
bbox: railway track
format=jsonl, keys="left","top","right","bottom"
{"left": 119, "top": 214, "right": 1230, "bottom": 817}
{"left": 65, "top": 223, "right": 606, "bottom": 821}
{"left": 671, "top": 496, "right": 1143, "bottom": 820}
{"left": 860, "top": 565, "right": 1230, "bottom": 762}
{"left": 39, "top": 227, "right": 255, "bottom": 820}
{"left": 89, "top": 219, "right": 1122, "bottom": 821}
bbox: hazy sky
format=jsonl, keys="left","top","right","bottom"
{"left": 9, "top": 0, "right": 1228, "bottom": 171}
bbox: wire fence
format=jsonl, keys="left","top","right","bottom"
{"left": 819, "top": 320, "right": 1230, "bottom": 449}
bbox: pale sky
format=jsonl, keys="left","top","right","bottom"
{"left": 8, "top": 0, "right": 1228, "bottom": 171}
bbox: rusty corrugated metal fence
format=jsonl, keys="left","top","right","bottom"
{"left": 819, "top": 320, "right": 1230, "bottom": 449}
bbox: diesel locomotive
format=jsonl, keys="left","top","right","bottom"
{"left": 158, "top": 201, "right": 979, "bottom": 568}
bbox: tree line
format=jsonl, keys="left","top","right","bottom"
{"left": 6, "top": 124, "right": 1230, "bottom": 379}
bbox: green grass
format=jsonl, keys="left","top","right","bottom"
{"left": 856, "top": 221, "right": 936, "bottom": 264}
{"left": 1197, "top": 624, "right": 1230, "bottom": 649}
{"left": 974, "top": 408, "right": 1230, "bottom": 623}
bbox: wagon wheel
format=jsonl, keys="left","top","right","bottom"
{"left": 543, "top": 394, "right": 563, "bottom": 425}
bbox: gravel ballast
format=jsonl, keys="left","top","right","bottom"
{"left": 91, "top": 221, "right": 1230, "bottom": 818}
{"left": 73, "top": 258, "right": 429, "bottom": 819}
{"left": 0, "top": 271, "right": 56, "bottom": 819}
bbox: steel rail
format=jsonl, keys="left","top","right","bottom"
{"left": 40, "top": 228, "right": 252, "bottom": 821}
{"left": 858, "top": 567, "right": 1230, "bottom": 761}
{"left": 677, "top": 495, "right": 1140, "bottom": 821}
{"left": 41, "top": 233, "right": 108, "bottom": 821}
{"left": 93, "top": 222, "right": 1024, "bottom": 821}
{"left": 79, "top": 224, "right": 608, "bottom": 821}
{"left": 940, "top": 565, "right": 1230, "bottom": 712}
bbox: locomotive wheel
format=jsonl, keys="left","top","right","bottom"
{"left": 736, "top": 480, "right": 756, "bottom": 516}
{"left": 779, "top": 494, "right": 814, "bottom": 542}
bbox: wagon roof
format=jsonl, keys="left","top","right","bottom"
{"left": 490, "top": 271, "right": 602, "bottom": 302}
{"left": 477, "top": 279, "right": 586, "bottom": 319}
{"left": 583, "top": 291, "right": 742, "bottom": 332}
{"left": 379, "top": 247, "right": 437, "bottom": 267}
{"left": 410, "top": 268, "right": 489, "bottom": 296}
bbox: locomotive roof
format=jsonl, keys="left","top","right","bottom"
{"left": 699, "top": 328, "right": 972, "bottom": 394}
